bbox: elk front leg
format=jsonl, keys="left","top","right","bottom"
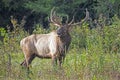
{"left": 58, "top": 56, "right": 62, "bottom": 68}
{"left": 52, "top": 55, "right": 57, "bottom": 67}
{"left": 62, "top": 53, "right": 66, "bottom": 64}
{"left": 58, "top": 53, "right": 66, "bottom": 68}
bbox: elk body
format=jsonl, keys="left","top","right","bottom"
{"left": 20, "top": 8, "right": 89, "bottom": 69}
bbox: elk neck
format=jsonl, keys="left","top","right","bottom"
{"left": 58, "top": 32, "right": 71, "bottom": 50}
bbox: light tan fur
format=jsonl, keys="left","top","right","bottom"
{"left": 20, "top": 31, "right": 65, "bottom": 68}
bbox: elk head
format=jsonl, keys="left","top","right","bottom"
{"left": 50, "top": 8, "right": 89, "bottom": 39}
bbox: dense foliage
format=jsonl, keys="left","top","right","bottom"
{"left": 0, "top": 0, "right": 120, "bottom": 32}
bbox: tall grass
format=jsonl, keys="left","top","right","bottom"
{"left": 0, "top": 16, "right": 120, "bottom": 80}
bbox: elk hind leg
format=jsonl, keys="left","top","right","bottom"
{"left": 21, "top": 59, "right": 27, "bottom": 67}
{"left": 23, "top": 54, "right": 36, "bottom": 71}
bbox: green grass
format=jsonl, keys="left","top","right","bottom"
{"left": 0, "top": 51, "right": 120, "bottom": 80}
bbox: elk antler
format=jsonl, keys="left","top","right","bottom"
{"left": 70, "top": 8, "right": 90, "bottom": 26}
{"left": 50, "top": 7, "right": 62, "bottom": 27}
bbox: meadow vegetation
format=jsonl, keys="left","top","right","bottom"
{"left": 0, "top": 16, "right": 120, "bottom": 80}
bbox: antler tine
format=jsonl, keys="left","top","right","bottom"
{"left": 84, "top": 8, "right": 89, "bottom": 21}
{"left": 71, "top": 8, "right": 89, "bottom": 26}
{"left": 50, "top": 7, "right": 61, "bottom": 27}
{"left": 68, "top": 16, "right": 74, "bottom": 25}
{"left": 50, "top": 7, "right": 55, "bottom": 23}
{"left": 65, "top": 15, "right": 69, "bottom": 24}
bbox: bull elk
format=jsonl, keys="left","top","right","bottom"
{"left": 20, "top": 8, "right": 89, "bottom": 69}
